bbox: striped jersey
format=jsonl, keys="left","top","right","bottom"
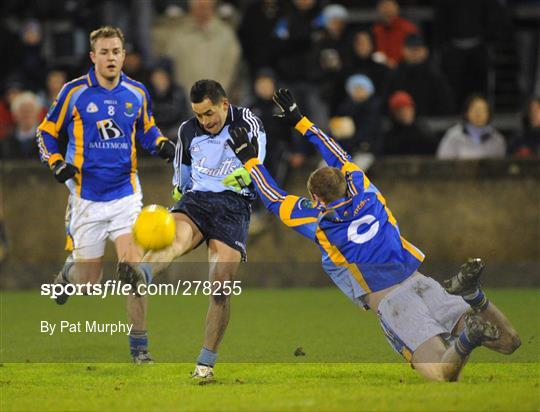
{"left": 37, "top": 67, "right": 167, "bottom": 201}
{"left": 244, "top": 117, "right": 424, "bottom": 306}
{"left": 173, "top": 105, "right": 266, "bottom": 198}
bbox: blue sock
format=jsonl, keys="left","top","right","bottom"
{"left": 139, "top": 263, "right": 153, "bottom": 283}
{"left": 454, "top": 330, "right": 480, "bottom": 357}
{"left": 463, "top": 289, "right": 489, "bottom": 311}
{"left": 197, "top": 347, "right": 217, "bottom": 367}
{"left": 129, "top": 330, "right": 148, "bottom": 356}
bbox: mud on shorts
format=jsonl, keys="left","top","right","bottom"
{"left": 377, "top": 272, "right": 470, "bottom": 361}
{"left": 171, "top": 190, "right": 251, "bottom": 261}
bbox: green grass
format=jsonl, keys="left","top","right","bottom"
{"left": 1, "top": 288, "right": 539, "bottom": 411}
{"left": 1, "top": 363, "right": 538, "bottom": 411}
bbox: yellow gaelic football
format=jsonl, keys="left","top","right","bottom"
{"left": 133, "top": 205, "right": 176, "bottom": 250}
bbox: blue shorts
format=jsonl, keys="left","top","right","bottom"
{"left": 171, "top": 190, "right": 251, "bottom": 261}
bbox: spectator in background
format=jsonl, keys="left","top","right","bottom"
{"left": 0, "top": 77, "right": 25, "bottom": 141}
{"left": 122, "top": 44, "right": 150, "bottom": 85}
{"left": 372, "top": 0, "right": 418, "bottom": 68}
{"left": 1, "top": 91, "right": 42, "bottom": 159}
{"left": 346, "top": 30, "right": 391, "bottom": 99}
{"left": 509, "top": 96, "right": 540, "bottom": 158}
{"left": 270, "top": 0, "right": 328, "bottom": 127}
{"left": 434, "top": 0, "right": 503, "bottom": 109}
{"left": 238, "top": 0, "right": 283, "bottom": 75}
{"left": 18, "top": 20, "right": 47, "bottom": 92}
{"left": 310, "top": 4, "right": 351, "bottom": 115}
{"left": 246, "top": 68, "right": 293, "bottom": 234}
{"left": 271, "top": 0, "right": 322, "bottom": 82}
{"left": 247, "top": 69, "right": 293, "bottom": 181}
{"left": 102, "top": 0, "right": 155, "bottom": 68}
{"left": 152, "top": 0, "right": 241, "bottom": 93}
{"left": 437, "top": 94, "right": 506, "bottom": 159}
{"left": 42, "top": 68, "right": 67, "bottom": 107}
{"left": 148, "top": 64, "right": 189, "bottom": 139}
{"left": 384, "top": 91, "right": 435, "bottom": 155}
{"left": 386, "top": 33, "right": 453, "bottom": 116}
{"left": 334, "top": 74, "right": 382, "bottom": 156}
{"left": 0, "top": 23, "right": 21, "bottom": 83}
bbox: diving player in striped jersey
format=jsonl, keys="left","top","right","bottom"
{"left": 226, "top": 88, "right": 521, "bottom": 381}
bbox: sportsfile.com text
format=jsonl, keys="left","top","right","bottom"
{"left": 41, "top": 280, "right": 243, "bottom": 299}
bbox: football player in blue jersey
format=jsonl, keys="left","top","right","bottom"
{"left": 118, "top": 79, "right": 267, "bottom": 379}
{"left": 36, "top": 27, "right": 176, "bottom": 363}
{"left": 225, "top": 88, "right": 520, "bottom": 382}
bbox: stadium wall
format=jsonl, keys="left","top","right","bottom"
{"left": 1, "top": 158, "right": 538, "bottom": 288}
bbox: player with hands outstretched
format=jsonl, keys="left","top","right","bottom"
{"left": 228, "top": 88, "right": 521, "bottom": 382}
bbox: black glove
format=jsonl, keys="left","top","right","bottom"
{"left": 52, "top": 160, "right": 78, "bottom": 184}
{"left": 272, "top": 88, "right": 303, "bottom": 126}
{"left": 227, "top": 126, "right": 257, "bottom": 164}
{"left": 157, "top": 139, "right": 176, "bottom": 162}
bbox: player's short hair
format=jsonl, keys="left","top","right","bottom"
{"left": 89, "top": 26, "right": 125, "bottom": 51}
{"left": 307, "top": 167, "right": 347, "bottom": 204}
{"left": 190, "top": 80, "right": 227, "bottom": 104}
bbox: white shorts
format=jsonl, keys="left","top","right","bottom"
{"left": 377, "top": 273, "right": 469, "bottom": 361}
{"left": 65, "top": 192, "right": 142, "bottom": 260}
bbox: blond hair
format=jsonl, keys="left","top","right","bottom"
{"left": 89, "top": 26, "right": 125, "bottom": 51}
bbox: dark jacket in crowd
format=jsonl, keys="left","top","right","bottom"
{"left": 309, "top": 29, "right": 352, "bottom": 114}
{"left": 383, "top": 120, "right": 436, "bottom": 155}
{"left": 1, "top": 132, "right": 38, "bottom": 159}
{"left": 238, "top": 0, "right": 283, "bottom": 73}
{"left": 249, "top": 96, "right": 293, "bottom": 180}
{"left": 335, "top": 95, "right": 382, "bottom": 154}
{"left": 386, "top": 61, "right": 454, "bottom": 116}
{"left": 148, "top": 83, "right": 189, "bottom": 138}
{"left": 270, "top": 3, "right": 323, "bottom": 83}
{"left": 509, "top": 127, "right": 540, "bottom": 158}
{"left": 433, "top": 0, "right": 502, "bottom": 46}
{"left": 345, "top": 55, "right": 391, "bottom": 99}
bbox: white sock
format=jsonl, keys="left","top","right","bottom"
{"left": 463, "top": 289, "right": 480, "bottom": 300}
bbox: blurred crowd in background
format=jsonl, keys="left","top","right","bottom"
{"left": 1, "top": 0, "right": 539, "bottom": 169}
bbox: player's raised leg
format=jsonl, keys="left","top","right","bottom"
{"left": 117, "top": 213, "right": 204, "bottom": 289}
{"left": 192, "top": 240, "right": 240, "bottom": 380}
{"left": 445, "top": 258, "right": 521, "bottom": 354}
{"left": 143, "top": 213, "right": 204, "bottom": 273}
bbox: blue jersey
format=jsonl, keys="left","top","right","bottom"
{"left": 37, "top": 67, "right": 167, "bottom": 201}
{"left": 244, "top": 117, "right": 424, "bottom": 306}
{"left": 173, "top": 105, "right": 266, "bottom": 198}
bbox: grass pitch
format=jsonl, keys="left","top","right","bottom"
{"left": 1, "top": 288, "right": 539, "bottom": 411}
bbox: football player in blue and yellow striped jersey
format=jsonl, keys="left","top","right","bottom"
{"left": 36, "top": 27, "right": 176, "bottom": 363}
{"left": 226, "top": 88, "right": 520, "bottom": 382}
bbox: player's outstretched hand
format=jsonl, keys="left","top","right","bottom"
{"left": 227, "top": 126, "right": 257, "bottom": 164}
{"left": 52, "top": 160, "right": 78, "bottom": 184}
{"left": 272, "top": 88, "right": 303, "bottom": 126}
{"left": 157, "top": 139, "right": 176, "bottom": 162}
